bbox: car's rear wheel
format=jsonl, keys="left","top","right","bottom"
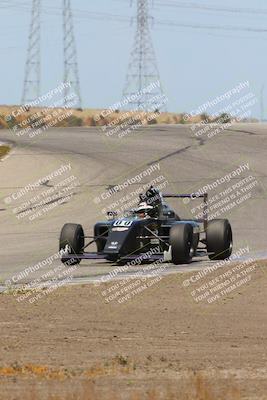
{"left": 170, "top": 223, "right": 194, "bottom": 264}
{"left": 206, "top": 219, "right": 233, "bottom": 260}
{"left": 59, "top": 223, "right": 84, "bottom": 265}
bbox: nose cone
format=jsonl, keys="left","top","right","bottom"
{"left": 104, "top": 220, "right": 139, "bottom": 256}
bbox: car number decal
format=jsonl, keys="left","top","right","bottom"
{"left": 113, "top": 219, "right": 133, "bottom": 227}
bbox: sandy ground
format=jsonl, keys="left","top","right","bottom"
{"left": 0, "top": 260, "right": 266, "bottom": 400}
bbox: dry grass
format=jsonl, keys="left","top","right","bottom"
{"left": 0, "top": 359, "right": 134, "bottom": 380}
{"left": 0, "top": 105, "right": 259, "bottom": 130}
{"left": 0, "top": 105, "right": 206, "bottom": 129}
{"left": 0, "top": 145, "right": 10, "bottom": 159}
{"left": 0, "top": 370, "right": 241, "bottom": 400}
{"left": 0, "top": 359, "right": 242, "bottom": 400}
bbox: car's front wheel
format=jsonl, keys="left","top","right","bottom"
{"left": 170, "top": 223, "right": 194, "bottom": 265}
{"left": 59, "top": 223, "right": 84, "bottom": 265}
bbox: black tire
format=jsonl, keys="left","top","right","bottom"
{"left": 170, "top": 223, "right": 194, "bottom": 265}
{"left": 59, "top": 223, "right": 84, "bottom": 265}
{"left": 206, "top": 219, "right": 233, "bottom": 260}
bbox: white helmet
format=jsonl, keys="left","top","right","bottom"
{"left": 135, "top": 202, "right": 153, "bottom": 217}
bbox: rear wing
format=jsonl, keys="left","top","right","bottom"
{"left": 163, "top": 193, "right": 208, "bottom": 230}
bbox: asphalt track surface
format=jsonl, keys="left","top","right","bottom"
{"left": 0, "top": 124, "right": 266, "bottom": 287}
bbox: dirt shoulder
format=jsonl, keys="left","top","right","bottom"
{"left": 0, "top": 260, "right": 266, "bottom": 400}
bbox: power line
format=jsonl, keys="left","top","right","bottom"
{"left": 154, "top": 1, "right": 267, "bottom": 16}
{"left": 3, "top": 2, "right": 267, "bottom": 35}
{"left": 156, "top": 19, "right": 267, "bottom": 34}
{"left": 0, "top": 1, "right": 131, "bottom": 23}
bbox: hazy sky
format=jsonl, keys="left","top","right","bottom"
{"left": 1, "top": 0, "right": 267, "bottom": 117}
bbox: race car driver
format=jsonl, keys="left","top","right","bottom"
{"left": 137, "top": 186, "right": 163, "bottom": 218}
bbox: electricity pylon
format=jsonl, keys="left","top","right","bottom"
{"left": 63, "top": 0, "right": 82, "bottom": 108}
{"left": 122, "top": 0, "right": 165, "bottom": 111}
{"left": 22, "top": 0, "right": 82, "bottom": 108}
{"left": 22, "top": 0, "right": 41, "bottom": 104}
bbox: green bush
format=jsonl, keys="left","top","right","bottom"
{"left": 200, "top": 113, "right": 210, "bottom": 123}
{"left": 215, "top": 113, "right": 231, "bottom": 124}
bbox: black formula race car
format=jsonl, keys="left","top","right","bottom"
{"left": 59, "top": 188, "right": 233, "bottom": 266}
